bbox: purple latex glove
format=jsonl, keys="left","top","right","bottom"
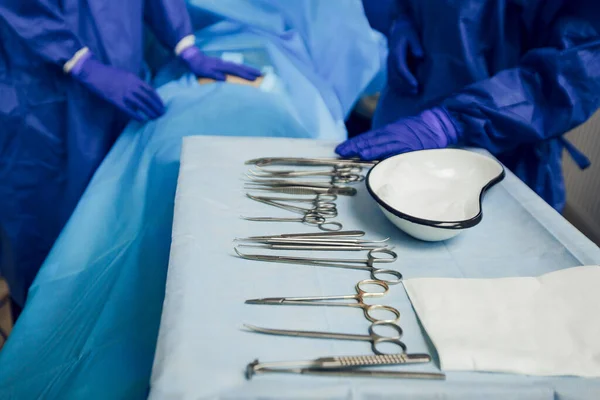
{"left": 336, "top": 107, "right": 460, "bottom": 160}
{"left": 387, "top": 18, "right": 424, "bottom": 95}
{"left": 179, "top": 46, "right": 262, "bottom": 81}
{"left": 70, "top": 53, "right": 165, "bottom": 121}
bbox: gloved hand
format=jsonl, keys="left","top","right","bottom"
{"left": 335, "top": 107, "right": 460, "bottom": 160}
{"left": 179, "top": 46, "right": 262, "bottom": 81}
{"left": 387, "top": 17, "right": 424, "bottom": 95}
{"left": 69, "top": 54, "right": 165, "bottom": 121}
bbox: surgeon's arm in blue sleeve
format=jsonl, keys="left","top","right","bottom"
{"left": 143, "top": 0, "right": 261, "bottom": 81}
{"left": 0, "top": 0, "right": 83, "bottom": 65}
{"left": 143, "top": 0, "right": 193, "bottom": 51}
{"left": 336, "top": 10, "right": 600, "bottom": 161}
{"left": 362, "top": 0, "right": 399, "bottom": 37}
{"left": 443, "top": 15, "right": 600, "bottom": 154}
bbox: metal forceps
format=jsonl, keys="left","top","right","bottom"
{"left": 247, "top": 185, "right": 358, "bottom": 196}
{"left": 246, "top": 194, "right": 338, "bottom": 218}
{"left": 248, "top": 168, "right": 364, "bottom": 184}
{"left": 244, "top": 320, "right": 405, "bottom": 355}
{"left": 234, "top": 247, "right": 402, "bottom": 284}
{"left": 245, "top": 279, "right": 401, "bottom": 323}
{"left": 250, "top": 165, "right": 364, "bottom": 179}
{"left": 245, "top": 157, "right": 377, "bottom": 168}
{"left": 245, "top": 354, "right": 444, "bottom": 380}
{"left": 245, "top": 177, "right": 343, "bottom": 188}
{"left": 242, "top": 230, "right": 365, "bottom": 239}
{"left": 246, "top": 193, "right": 338, "bottom": 203}
{"left": 241, "top": 212, "right": 343, "bottom": 232}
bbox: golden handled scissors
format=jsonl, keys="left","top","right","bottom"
{"left": 245, "top": 279, "right": 401, "bottom": 323}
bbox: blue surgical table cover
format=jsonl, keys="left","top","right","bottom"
{"left": 150, "top": 136, "right": 600, "bottom": 400}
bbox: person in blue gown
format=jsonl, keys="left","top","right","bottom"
{"left": 339, "top": 0, "right": 600, "bottom": 211}
{"left": 0, "top": 0, "right": 260, "bottom": 311}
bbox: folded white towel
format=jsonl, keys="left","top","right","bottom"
{"left": 404, "top": 266, "right": 600, "bottom": 377}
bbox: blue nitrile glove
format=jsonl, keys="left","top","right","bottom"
{"left": 179, "top": 46, "right": 262, "bottom": 81}
{"left": 69, "top": 53, "right": 165, "bottom": 121}
{"left": 387, "top": 17, "right": 424, "bottom": 95}
{"left": 336, "top": 107, "right": 459, "bottom": 160}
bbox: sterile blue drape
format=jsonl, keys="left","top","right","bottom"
{"left": 0, "top": 1, "right": 384, "bottom": 398}
{"left": 0, "top": 0, "right": 193, "bottom": 308}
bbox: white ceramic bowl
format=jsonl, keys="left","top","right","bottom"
{"left": 366, "top": 149, "right": 505, "bottom": 241}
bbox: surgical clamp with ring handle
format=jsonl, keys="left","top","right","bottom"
{"left": 244, "top": 320, "right": 405, "bottom": 355}
{"left": 245, "top": 354, "right": 445, "bottom": 380}
{"left": 234, "top": 247, "right": 402, "bottom": 284}
{"left": 241, "top": 213, "right": 343, "bottom": 232}
{"left": 245, "top": 279, "right": 401, "bottom": 323}
{"left": 245, "top": 193, "right": 338, "bottom": 219}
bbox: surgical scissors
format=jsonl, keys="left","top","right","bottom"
{"left": 234, "top": 247, "right": 402, "bottom": 284}
{"left": 245, "top": 279, "right": 401, "bottom": 323}
{"left": 244, "top": 321, "right": 405, "bottom": 355}
{"left": 241, "top": 213, "right": 343, "bottom": 232}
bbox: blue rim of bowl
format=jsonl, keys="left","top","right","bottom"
{"left": 365, "top": 150, "right": 506, "bottom": 230}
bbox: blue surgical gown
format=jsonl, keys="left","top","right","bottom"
{"left": 372, "top": 0, "right": 600, "bottom": 211}
{"left": 0, "top": 0, "right": 193, "bottom": 307}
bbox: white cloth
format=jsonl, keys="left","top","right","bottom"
{"left": 404, "top": 266, "right": 600, "bottom": 377}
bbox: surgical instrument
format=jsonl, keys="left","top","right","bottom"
{"left": 249, "top": 165, "right": 365, "bottom": 179}
{"left": 245, "top": 157, "right": 378, "bottom": 168}
{"left": 248, "top": 171, "right": 364, "bottom": 184}
{"left": 246, "top": 194, "right": 338, "bottom": 219}
{"left": 241, "top": 230, "right": 366, "bottom": 239}
{"left": 244, "top": 321, "right": 405, "bottom": 355}
{"left": 252, "top": 165, "right": 363, "bottom": 175}
{"left": 234, "top": 237, "right": 389, "bottom": 245}
{"left": 246, "top": 194, "right": 338, "bottom": 203}
{"left": 245, "top": 176, "right": 336, "bottom": 187}
{"left": 241, "top": 214, "right": 343, "bottom": 232}
{"left": 245, "top": 279, "right": 401, "bottom": 323}
{"left": 234, "top": 237, "right": 389, "bottom": 248}
{"left": 234, "top": 235, "right": 390, "bottom": 250}
{"left": 245, "top": 355, "right": 444, "bottom": 380}
{"left": 247, "top": 185, "right": 357, "bottom": 196}
{"left": 234, "top": 248, "right": 402, "bottom": 284}
{"left": 238, "top": 243, "right": 385, "bottom": 251}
